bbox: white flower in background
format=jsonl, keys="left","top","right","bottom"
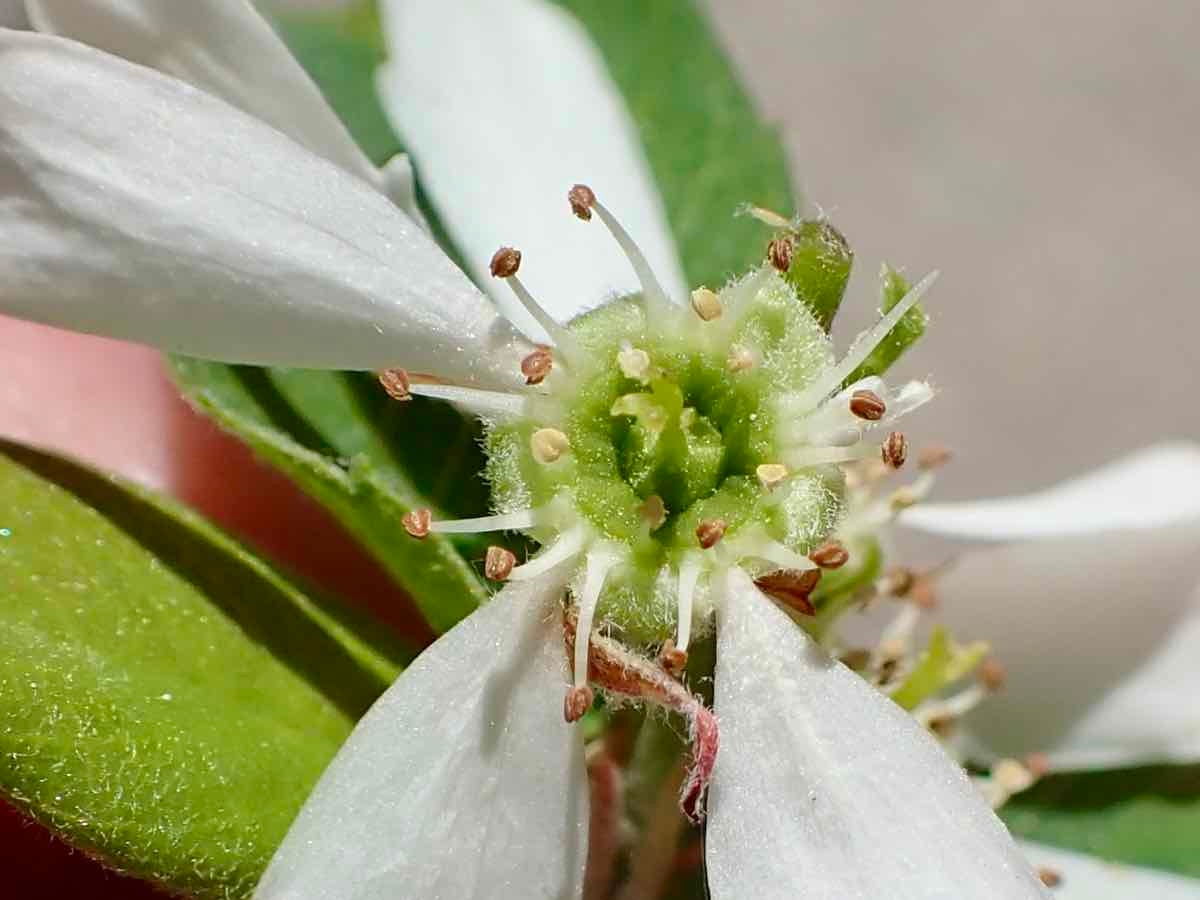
{"left": 2, "top": 1, "right": 1197, "bottom": 898}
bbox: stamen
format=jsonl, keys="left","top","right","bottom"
{"left": 488, "top": 245, "right": 574, "bottom": 349}
{"left": 809, "top": 540, "right": 849, "bottom": 569}
{"left": 746, "top": 539, "right": 819, "bottom": 572}
{"left": 564, "top": 685, "right": 594, "bottom": 724}
{"left": 689, "top": 287, "right": 723, "bottom": 321}
{"left": 675, "top": 553, "right": 703, "bottom": 652}
{"left": 726, "top": 346, "right": 756, "bottom": 373}
{"left": 658, "top": 639, "right": 688, "bottom": 677}
{"left": 767, "top": 236, "right": 793, "bottom": 273}
{"left": 639, "top": 494, "right": 667, "bottom": 530}
{"left": 401, "top": 508, "right": 431, "bottom": 539}
{"left": 849, "top": 389, "right": 886, "bottom": 421}
{"left": 568, "top": 183, "right": 675, "bottom": 311}
{"left": 563, "top": 616, "right": 719, "bottom": 823}
{"left": 573, "top": 548, "right": 622, "bottom": 690}
{"left": 695, "top": 518, "right": 727, "bottom": 550}
{"left": 531, "top": 427, "right": 570, "bottom": 463}
{"left": 406, "top": 382, "right": 525, "bottom": 418}
{"left": 617, "top": 345, "right": 652, "bottom": 382}
{"left": 979, "top": 657, "right": 1008, "bottom": 692}
{"left": 484, "top": 545, "right": 517, "bottom": 581}
{"left": 783, "top": 442, "right": 879, "bottom": 468}
{"left": 782, "top": 270, "right": 939, "bottom": 412}
{"left": 737, "top": 204, "right": 794, "bottom": 229}
{"left": 378, "top": 368, "right": 411, "bottom": 401}
{"left": 881, "top": 380, "right": 934, "bottom": 423}
{"left": 918, "top": 443, "right": 954, "bottom": 470}
{"left": 755, "top": 463, "right": 789, "bottom": 491}
{"left": 429, "top": 508, "right": 539, "bottom": 534}
{"left": 520, "top": 347, "right": 553, "bottom": 385}
{"left": 509, "top": 524, "right": 590, "bottom": 582}
{"left": 754, "top": 568, "right": 822, "bottom": 615}
{"left": 1037, "top": 868, "right": 1063, "bottom": 889}
{"left": 881, "top": 431, "right": 908, "bottom": 468}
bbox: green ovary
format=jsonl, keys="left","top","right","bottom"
{"left": 486, "top": 265, "right": 844, "bottom": 644}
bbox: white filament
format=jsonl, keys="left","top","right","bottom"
{"left": 573, "top": 548, "right": 621, "bottom": 687}
{"left": 675, "top": 553, "right": 703, "bottom": 652}
{"left": 429, "top": 508, "right": 539, "bottom": 534}
{"left": 503, "top": 274, "right": 574, "bottom": 349}
{"left": 509, "top": 524, "right": 590, "bottom": 582}
{"left": 591, "top": 198, "right": 675, "bottom": 311}
{"left": 782, "top": 270, "right": 939, "bottom": 414}
{"left": 407, "top": 383, "right": 526, "bottom": 418}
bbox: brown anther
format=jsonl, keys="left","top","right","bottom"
{"left": 1023, "top": 752, "right": 1052, "bottom": 780}
{"left": 401, "top": 507, "right": 432, "bottom": 539}
{"left": 489, "top": 245, "right": 522, "bottom": 278}
{"left": 639, "top": 494, "right": 667, "bottom": 531}
{"left": 531, "top": 427, "right": 570, "bottom": 463}
{"left": 927, "top": 714, "right": 957, "bottom": 738}
{"left": 521, "top": 347, "right": 553, "bottom": 385}
{"left": 978, "top": 657, "right": 1008, "bottom": 692}
{"left": 1036, "top": 868, "right": 1062, "bottom": 889}
{"left": 755, "top": 463, "right": 789, "bottom": 491}
{"left": 767, "top": 236, "right": 794, "bottom": 272}
{"left": 877, "top": 656, "right": 900, "bottom": 687}
{"left": 839, "top": 648, "right": 872, "bottom": 671}
{"left": 689, "top": 287, "right": 723, "bottom": 321}
{"left": 809, "top": 540, "right": 850, "bottom": 569}
{"left": 568, "top": 184, "right": 597, "bottom": 221}
{"left": 658, "top": 639, "right": 689, "bottom": 677}
{"left": 881, "top": 431, "right": 908, "bottom": 468}
{"left": 918, "top": 443, "right": 954, "bottom": 470}
{"left": 754, "top": 568, "right": 822, "bottom": 616}
{"left": 695, "top": 518, "right": 727, "bottom": 550}
{"left": 564, "top": 685, "right": 594, "bottom": 723}
{"left": 484, "top": 545, "right": 516, "bottom": 581}
{"left": 881, "top": 566, "right": 917, "bottom": 597}
{"left": 378, "top": 368, "right": 412, "bottom": 402}
{"left": 849, "top": 389, "right": 887, "bottom": 421}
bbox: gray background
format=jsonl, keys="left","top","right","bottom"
{"left": 705, "top": 0, "right": 1200, "bottom": 499}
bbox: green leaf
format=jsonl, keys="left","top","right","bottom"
{"left": 0, "top": 441, "right": 404, "bottom": 898}
{"left": 169, "top": 358, "right": 490, "bottom": 634}
{"left": 1002, "top": 766, "right": 1200, "bottom": 877}
{"left": 270, "top": 4, "right": 400, "bottom": 167}
{"left": 551, "top": 0, "right": 795, "bottom": 288}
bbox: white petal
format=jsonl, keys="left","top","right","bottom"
{"left": 901, "top": 443, "right": 1200, "bottom": 540}
{"left": 929, "top": 519, "right": 1200, "bottom": 771}
{"left": 24, "top": 0, "right": 381, "bottom": 188}
{"left": 707, "top": 568, "right": 1046, "bottom": 900}
{"left": 254, "top": 574, "right": 588, "bottom": 900}
{"left": 376, "top": 0, "right": 688, "bottom": 331}
{"left": 0, "top": 32, "right": 526, "bottom": 384}
{"left": 1019, "top": 842, "right": 1200, "bottom": 899}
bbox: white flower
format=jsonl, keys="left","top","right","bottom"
{"left": 2, "top": 2, "right": 1196, "bottom": 898}
{"left": 903, "top": 444, "right": 1200, "bottom": 774}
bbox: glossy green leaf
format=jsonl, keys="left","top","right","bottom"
{"left": 1002, "top": 765, "right": 1200, "bottom": 877}
{"left": 0, "top": 441, "right": 404, "bottom": 899}
{"left": 551, "top": 0, "right": 795, "bottom": 288}
{"left": 169, "top": 359, "right": 490, "bottom": 634}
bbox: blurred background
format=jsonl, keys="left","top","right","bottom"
{"left": 703, "top": 0, "right": 1200, "bottom": 499}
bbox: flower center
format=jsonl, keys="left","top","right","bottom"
{"left": 486, "top": 265, "right": 844, "bottom": 643}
